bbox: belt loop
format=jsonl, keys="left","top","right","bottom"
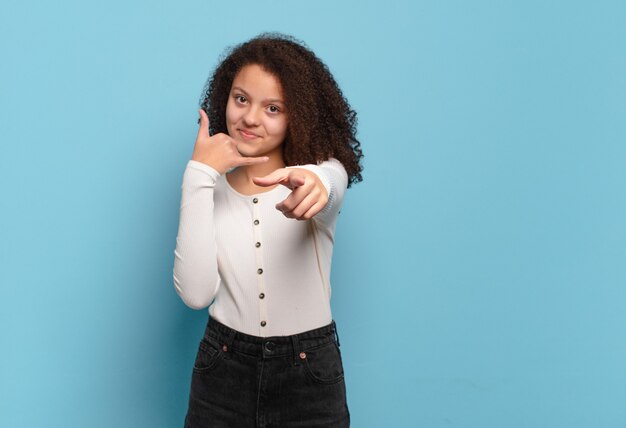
{"left": 290, "top": 334, "right": 301, "bottom": 366}
{"left": 333, "top": 320, "right": 341, "bottom": 347}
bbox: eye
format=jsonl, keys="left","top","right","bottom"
{"left": 267, "top": 105, "right": 280, "bottom": 114}
{"left": 235, "top": 95, "right": 247, "bottom": 104}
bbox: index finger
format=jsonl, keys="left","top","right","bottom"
{"left": 253, "top": 169, "right": 305, "bottom": 190}
{"left": 233, "top": 155, "right": 270, "bottom": 167}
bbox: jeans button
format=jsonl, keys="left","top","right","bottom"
{"left": 264, "top": 341, "right": 275, "bottom": 353}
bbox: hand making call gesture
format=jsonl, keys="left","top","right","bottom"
{"left": 192, "top": 109, "right": 329, "bottom": 221}
{"left": 192, "top": 109, "right": 269, "bottom": 174}
{"left": 253, "top": 169, "right": 329, "bottom": 220}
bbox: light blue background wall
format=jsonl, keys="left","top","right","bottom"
{"left": 1, "top": 0, "right": 625, "bottom": 426}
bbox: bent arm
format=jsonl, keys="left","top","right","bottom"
{"left": 172, "top": 160, "right": 221, "bottom": 309}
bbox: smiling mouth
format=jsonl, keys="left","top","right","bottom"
{"left": 239, "top": 129, "right": 259, "bottom": 140}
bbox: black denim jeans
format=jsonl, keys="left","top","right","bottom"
{"left": 184, "top": 317, "right": 350, "bottom": 427}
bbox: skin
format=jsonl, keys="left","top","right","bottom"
{"left": 191, "top": 64, "right": 329, "bottom": 220}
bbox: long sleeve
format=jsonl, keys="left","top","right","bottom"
{"left": 173, "top": 160, "right": 222, "bottom": 309}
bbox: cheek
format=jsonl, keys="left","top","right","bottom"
{"left": 225, "top": 102, "right": 236, "bottom": 124}
{"left": 226, "top": 99, "right": 246, "bottom": 123}
{"left": 267, "top": 117, "right": 288, "bottom": 138}
{"left": 225, "top": 106, "right": 241, "bottom": 135}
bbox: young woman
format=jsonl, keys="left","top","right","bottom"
{"left": 173, "top": 33, "right": 363, "bottom": 427}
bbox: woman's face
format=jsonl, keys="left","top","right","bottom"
{"left": 226, "top": 64, "right": 288, "bottom": 161}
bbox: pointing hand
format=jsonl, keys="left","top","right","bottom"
{"left": 253, "top": 168, "right": 328, "bottom": 220}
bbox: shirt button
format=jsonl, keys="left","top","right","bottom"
{"left": 252, "top": 197, "right": 259, "bottom": 204}
{"left": 257, "top": 268, "right": 263, "bottom": 274}
{"left": 254, "top": 219, "right": 260, "bottom": 225}
{"left": 255, "top": 242, "right": 261, "bottom": 248}
{"left": 260, "top": 320, "right": 267, "bottom": 327}
{"left": 259, "top": 293, "right": 265, "bottom": 299}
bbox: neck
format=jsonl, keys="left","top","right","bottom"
{"left": 227, "top": 153, "right": 286, "bottom": 195}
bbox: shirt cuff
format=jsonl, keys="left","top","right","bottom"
{"left": 187, "top": 160, "right": 221, "bottom": 181}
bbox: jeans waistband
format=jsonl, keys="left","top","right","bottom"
{"left": 203, "top": 317, "right": 340, "bottom": 363}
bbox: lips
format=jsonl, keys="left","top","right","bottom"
{"left": 239, "top": 129, "right": 259, "bottom": 140}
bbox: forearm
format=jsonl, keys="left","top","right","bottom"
{"left": 172, "top": 160, "right": 221, "bottom": 309}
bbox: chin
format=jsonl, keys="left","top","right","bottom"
{"left": 236, "top": 146, "right": 260, "bottom": 158}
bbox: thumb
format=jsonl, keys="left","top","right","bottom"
{"left": 197, "top": 109, "right": 210, "bottom": 137}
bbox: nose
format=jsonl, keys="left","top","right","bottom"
{"left": 242, "top": 106, "right": 261, "bottom": 127}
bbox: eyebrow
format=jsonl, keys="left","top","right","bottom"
{"left": 231, "top": 86, "right": 285, "bottom": 104}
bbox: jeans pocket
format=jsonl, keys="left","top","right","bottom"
{"left": 303, "top": 341, "right": 345, "bottom": 385}
{"left": 192, "top": 337, "right": 223, "bottom": 374}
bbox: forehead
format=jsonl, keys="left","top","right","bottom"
{"left": 231, "top": 64, "right": 284, "bottom": 101}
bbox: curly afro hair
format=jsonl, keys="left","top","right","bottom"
{"left": 199, "top": 32, "right": 363, "bottom": 187}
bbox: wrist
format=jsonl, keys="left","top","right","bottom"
{"left": 191, "top": 155, "right": 226, "bottom": 175}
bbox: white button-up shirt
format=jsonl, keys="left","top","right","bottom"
{"left": 173, "top": 158, "right": 348, "bottom": 336}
